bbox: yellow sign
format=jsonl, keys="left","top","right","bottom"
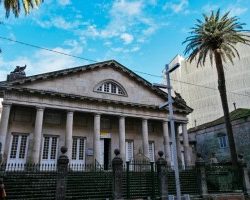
{"left": 100, "top": 131, "right": 111, "bottom": 138}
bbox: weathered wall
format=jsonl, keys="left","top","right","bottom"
{"left": 21, "top": 67, "right": 165, "bottom": 106}
{"left": 190, "top": 116, "right": 250, "bottom": 166}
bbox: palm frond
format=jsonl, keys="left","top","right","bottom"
{"left": 183, "top": 9, "right": 250, "bottom": 67}
{"left": 3, "top": 0, "right": 43, "bottom": 18}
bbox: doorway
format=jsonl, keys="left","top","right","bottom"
{"left": 100, "top": 138, "right": 111, "bottom": 170}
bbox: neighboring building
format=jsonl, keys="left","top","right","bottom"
{"left": 168, "top": 41, "right": 250, "bottom": 128}
{"left": 0, "top": 60, "right": 192, "bottom": 168}
{"left": 188, "top": 108, "right": 250, "bottom": 166}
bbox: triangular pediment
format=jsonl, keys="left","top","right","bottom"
{"left": 0, "top": 60, "right": 192, "bottom": 113}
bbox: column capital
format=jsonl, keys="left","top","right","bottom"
{"left": 36, "top": 106, "right": 45, "bottom": 111}
{"left": 94, "top": 113, "right": 101, "bottom": 117}
{"left": 2, "top": 102, "right": 12, "bottom": 107}
{"left": 142, "top": 118, "right": 148, "bottom": 121}
{"left": 119, "top": 115, "right": 126, "bottom": 119}
{"left": 67, "top": 110, "right": 74, "bottom": 114}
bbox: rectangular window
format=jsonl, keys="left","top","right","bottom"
{"left": 72, "top": 137, "right": 86, "bottom": 161}
{"left": 50, "top": 137, "right": 58, "bottom": 159}
{"left": 42, "top": 137, "right": 50, "bottom": 159}
{"left": 8, "top": 134, "right": 29, "bottom": 167}
{"left": 42, "top": 136, "right": 58, "bottom": 161}
{"left": 19, "top": 135, "right": 28, "bottom": 159}
{"left": 10, "top": 135, "right": 19, "bottom": 159}
{"left": 79, "top": 138, "right": 85, "bottom": 160}
{"left": 72, "top": 138, "right": 78, "bottom": 160}
{"left": 218, "top": 136, "right": 227, "bottom": 148}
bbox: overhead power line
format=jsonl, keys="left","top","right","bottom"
{"left": 0, "top": 35, "right": 250, "bottom": 98}
{"left": 134, "top": 70, "right": 250, "bottom": 98}
{"left": 0, "top": 36, "right": 97, "bottom": 63}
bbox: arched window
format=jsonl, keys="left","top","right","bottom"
{"left": 94, "top": 80, "right": 127, "bottom": 96}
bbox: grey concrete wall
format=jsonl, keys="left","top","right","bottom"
{"left": 169, "top": 42, "right": 250, "bottom": 128}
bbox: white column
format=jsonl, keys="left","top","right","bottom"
{"left": 142, "top": 119, "right": 149, "bottom": 158}
{"left": 163, "top": 121, "right": 171, "bottom": 166}
{"left": 32, "top": 107, "right": 44, "bottom": 163}
{"left": 119, "top": 116, "right": 126, "bottom": 162}
{"left": 0, "top": 102, "right": 11, "bottom": 154}
{"left": 94, "top": 114, "right": 101, "bottom": 163}
{"left": 182, "top": 123, "right": 191, "bottom": 166}
{"left": 66, "top": 111, "right": 74, "bottom": 161}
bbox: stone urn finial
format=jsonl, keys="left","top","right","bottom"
{"left": 158, "top": 151, "right": 164, "bottom": 158}
{"left": 114, "top": 149, "right": 120, "bottom": 156}
{"left": 61, "top": 146, "right": 68, "bottom": 154}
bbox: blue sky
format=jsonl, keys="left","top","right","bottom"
{"left": 0, "top": 0, "right": 249, "bottom": 83}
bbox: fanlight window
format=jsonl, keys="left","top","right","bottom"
{"left": 95, "top": 81, "right": 126, "bottom": 96}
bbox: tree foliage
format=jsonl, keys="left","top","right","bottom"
{"left": 183, "top": 10, "right": 250, "bottom": 67}
{"left": 1, "top": 0, "right": 43, "bottom": 18}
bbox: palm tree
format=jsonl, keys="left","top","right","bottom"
{"left": 1, "top": 0, "right": 43, "bottom": 18}
{"left": 183, "top": 10, "right": 250, "bottom": 167}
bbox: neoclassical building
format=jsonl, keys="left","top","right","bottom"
{"left": 0, "top": 60, "right": 192, "bottom": 168}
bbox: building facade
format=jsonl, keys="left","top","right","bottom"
{"left": 0, "top": 60, "right": 192, "bottom": 168}
{"left": 168, "top": 42, "right": 250, "bottom": 128}
{"left": 189, "top": 108, "right": 250, "bottom": 167}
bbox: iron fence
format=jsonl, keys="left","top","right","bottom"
{"left": 205, "top": 163, "right": 243, "bottom": 193}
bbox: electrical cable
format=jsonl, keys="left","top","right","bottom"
{"left": 0, "top": 35, "right": 250, "bottom": 98}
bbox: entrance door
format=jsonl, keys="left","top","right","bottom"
{"left": 99, "top": 138, "right": 111, "bottom": 170}
{"left": 71, "top": 137, "right": 86, "bottom": 170}
{"left": 7, "top": 134, "right": 29, "bottom": 169}
{"left": 41, "top": 136, "right": 58, "bottom": 168}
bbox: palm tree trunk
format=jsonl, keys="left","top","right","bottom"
{"left": 214, "top": 50, "right": 238, "bottom": 167}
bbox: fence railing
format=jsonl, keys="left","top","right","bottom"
{"left": 0, "top": 150, "right": 249, "bottom": 200}
{"left": 205, "top": 163, "right": 243, "bottom": 193}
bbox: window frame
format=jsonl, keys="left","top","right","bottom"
{"left": 94, "top": 80, "right": 127, "bottom": 96}
{"left": 218, "top": 135, "right": 227, "bottom": 149}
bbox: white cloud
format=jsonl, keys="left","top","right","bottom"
{"left": 111, "top": 0, "right": 143, "bottom": 17}
{"left": 120, "top": 33, "right": 134, "bottom": 44}
{"left": 77, "top": 0, "right": 159, "bottom": 47}
{"left": 0, "top": 42, "right": 85, "bottom": 81}
{"left": 226, "top": 6, "right": 248, "bottom": 16}
{"left": 164, "top": 0, "right": 189, "bottom": 13}
{"left": 36, "top": 16, "right": 80, "bottom": 30}
{"left": 202, "top": 3, "right": 219, "bottom": 13}
{"left": 58, "top": 0, "right": 71, "bottom": 6}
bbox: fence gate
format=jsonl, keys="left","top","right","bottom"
{"left": 123, "top": 160, "right": 159, "bottom": 199}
